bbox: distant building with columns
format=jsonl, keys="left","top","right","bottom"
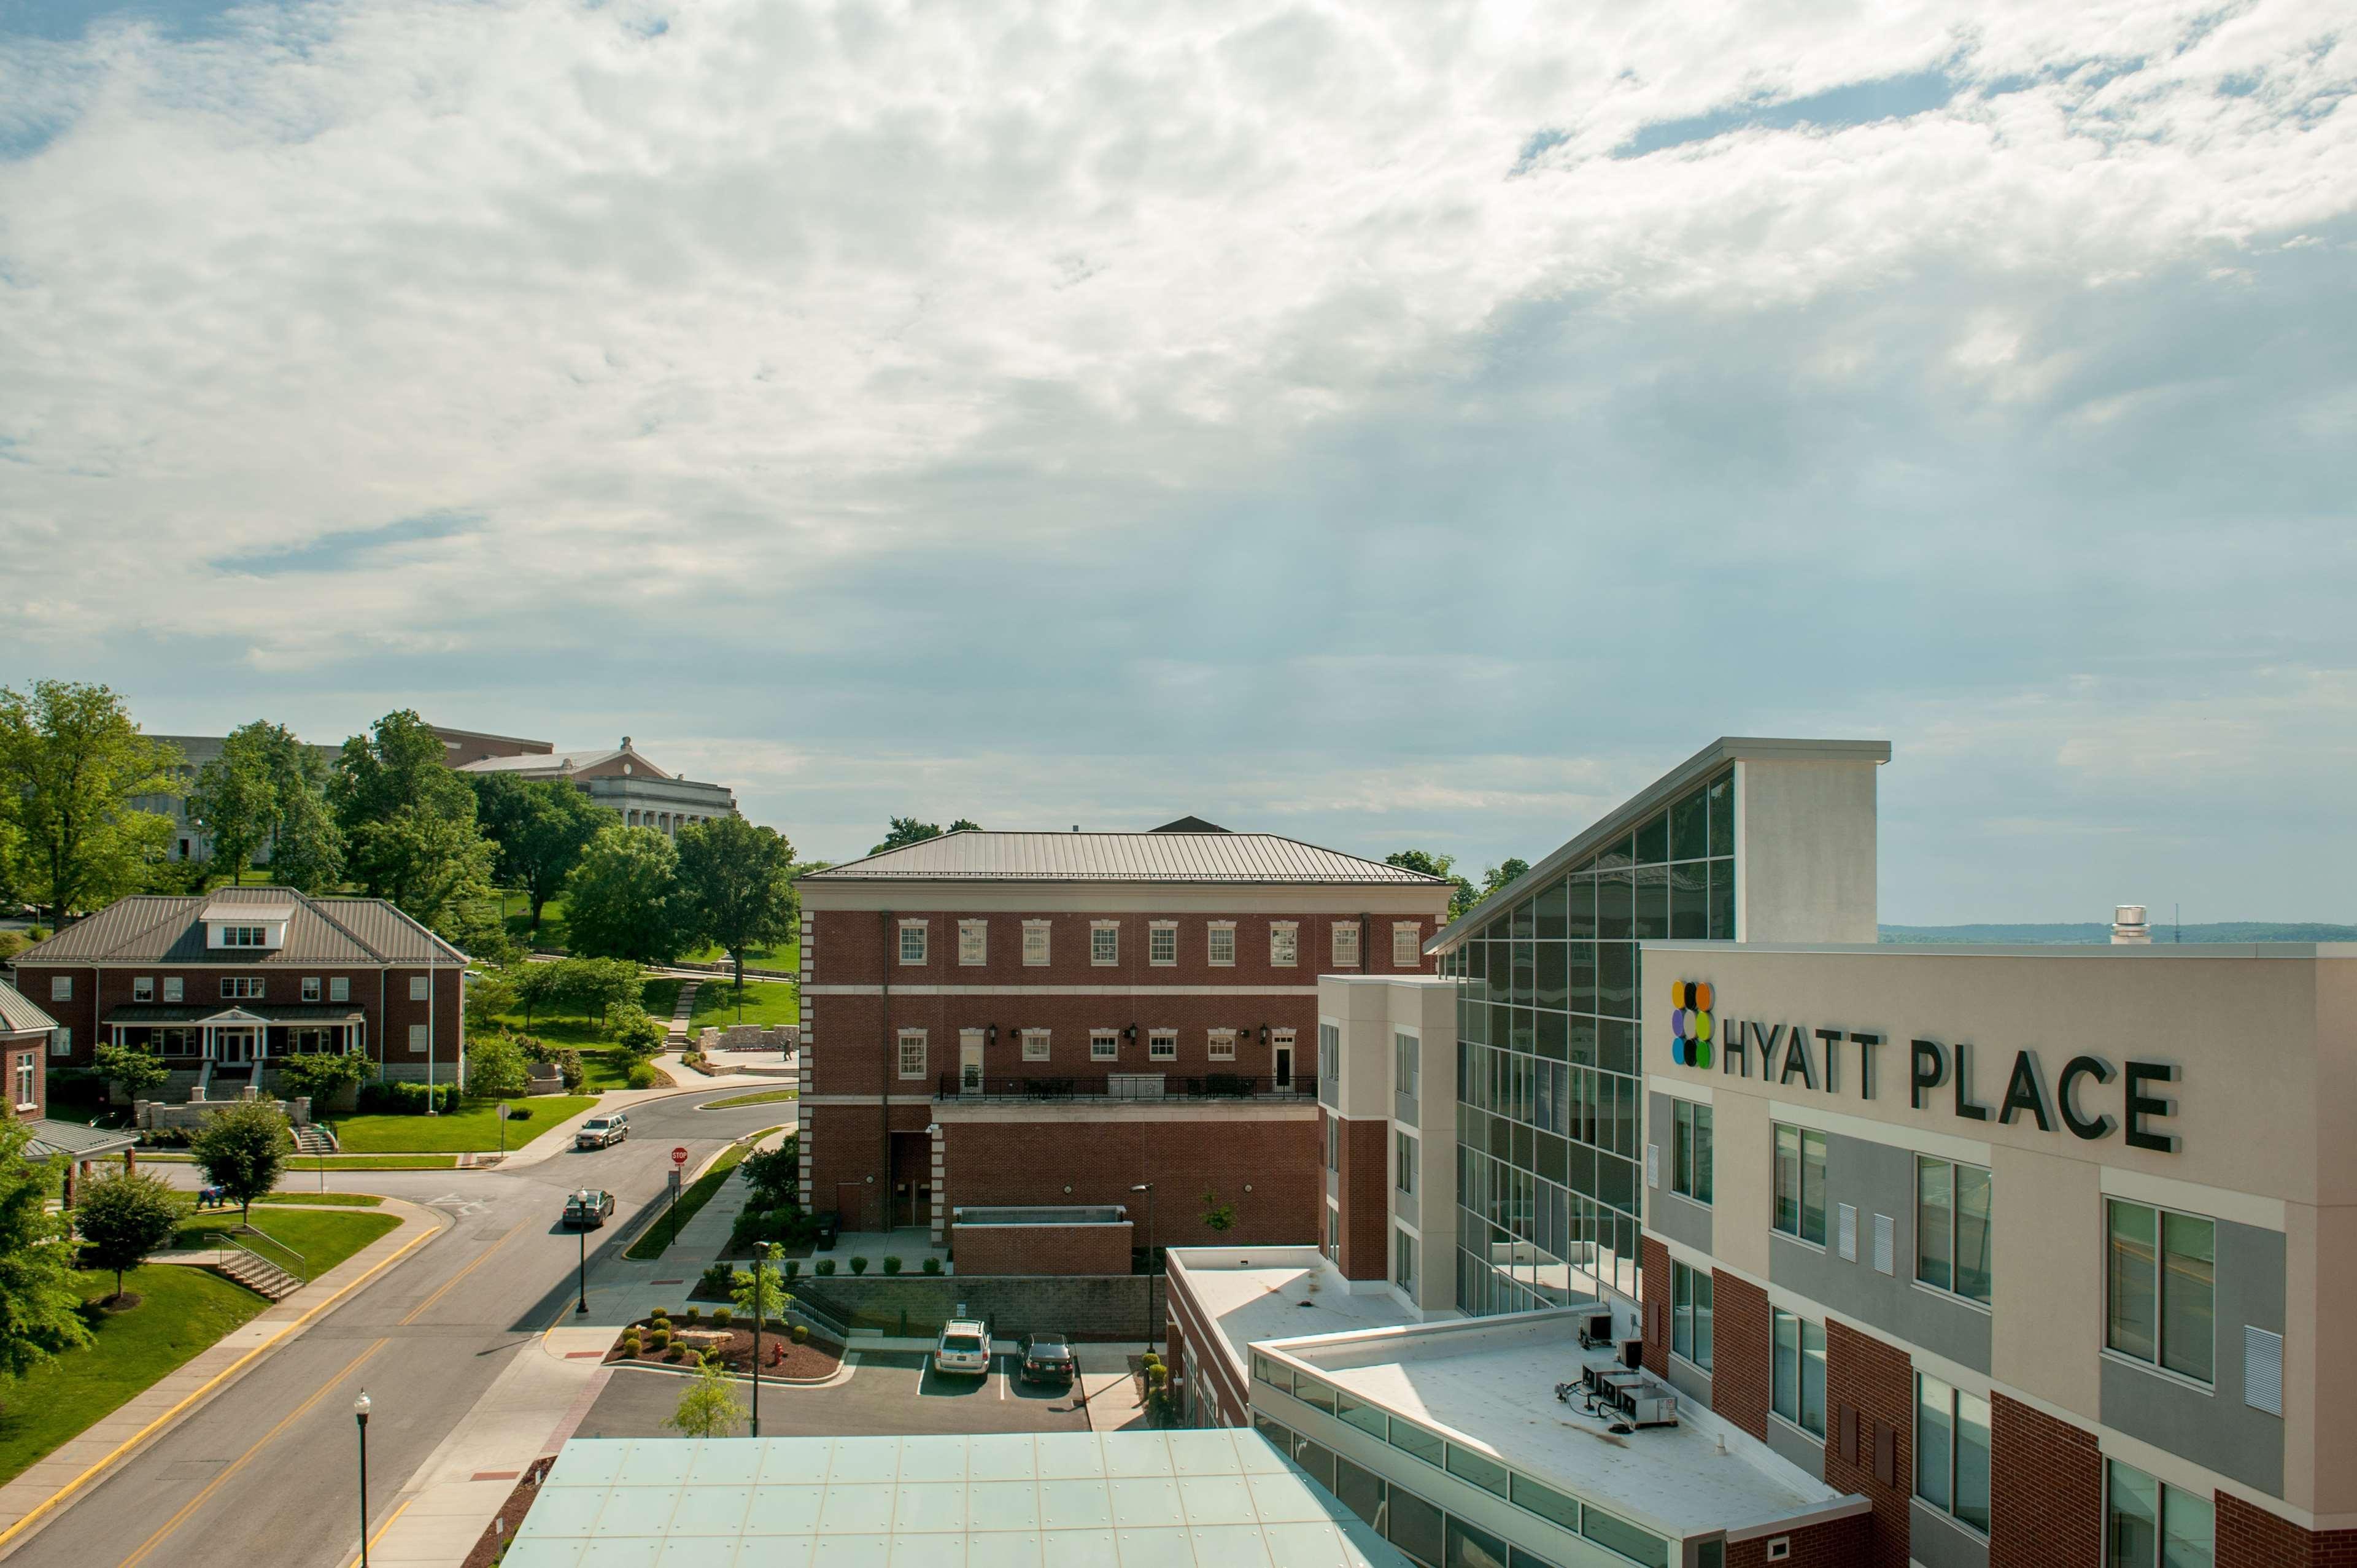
{"left": 440, "top": 729, "right": 738, "bottom": 836}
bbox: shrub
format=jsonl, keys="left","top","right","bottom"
{"left": 849, "top": 1256, "right": 869, "bottom": 1275}
{"left": 610, "top": 1005, "right": 667, "bottom": 1056}
{"left": 355, "top": 1081, "right": 457, "bottom": 1115}
{"left": 648, "top": 1328, "right": 671, "bottom": 1350}
{"left": 622, "top": 1333, "right": 642, "bottom": 1356}
{"left": 466, "top": 1032, "right": 533, "bottom": 1100}
{"left": 783, "top": 1259, "right": 801, "bottom": 1280}
{"left": 791, "top": 1324, "right": 809, "bottom": 1346}
{"left": 699, "top": 1262, "right": 735, "bottom": 1297}
{"left": 881, "top": 1256, "right": 902, "bottom": 1276}
{"left": 650, "top": 1311, "right": 671, "bottom": 1330}
{"left": 666, "top": 1345, "right": 685, "bottom": 1362}
{"left": 921, "top": 1257, "right": 942, "bottom": 1276}
{"left": 814, "top": 1259, "right": 835, "bottom": 1276}
{"left": 549, "top": 1049, "right": 586, "bottom": 1091}
{"left": 683, "top": 1306, "right": 700, "bottom": 1323}
{"left": 740, "top": 1140, "right": 800, "bottom": 1208}
{"left": 625, "top": 1062, "right": 660, "bottom": 1091}
{"left": 712, "top": 1309, "right": 732, "bottom": 1327}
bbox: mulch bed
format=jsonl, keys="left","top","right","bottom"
{"left": 604, "top": 1317, "right": 843, "bottom": 1381}
{"left": 462, "top": 1456, "right": 556, "bottom": 1568}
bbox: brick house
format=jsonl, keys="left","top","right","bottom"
{"left": 11, "top": 885, "right": 470, "bottom": 1097}
{"left": 3, "top": 977, "right": 137, "bottom": 1190}
{"left": 794, "top": 824, "right": 1452, "bottom": 1257}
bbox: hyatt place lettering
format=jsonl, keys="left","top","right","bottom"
{"left": 1716, "top": 1018, "right": 2180, "bottom": 1154}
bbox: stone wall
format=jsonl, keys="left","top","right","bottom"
{"left": 951, "top": 1222, "right": 1134, "bottom": 1277}
{"left": 791, "top": 1272, "right": 1153, "bottom": 1342}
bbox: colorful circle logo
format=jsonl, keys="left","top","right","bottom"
{"left": 1668, "top": 980, "right": 1714, "bottom": 1068}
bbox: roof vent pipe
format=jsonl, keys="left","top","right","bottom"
{"left": 2111, "top": 905, "right": 2151, "bottom": 945}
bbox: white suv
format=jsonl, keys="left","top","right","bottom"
{"left": 575, "top": 1113, "right": 629, "bottom": 1150}
{"left": 933, "top": 1318, "right": 990, "bottom": 1377}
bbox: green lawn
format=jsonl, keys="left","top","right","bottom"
{"left": 145, "top": 1152, "right": 461, "bottom": 1169}
{"left": 689, "top": 979, "right": 799, "bottom": 1030}
{"left": 0, "top": 1265, "right": 270, "bottom": 1486}
{"left": 621, "top": 1129, "right": 782, "bottom": 1261}
{"left": 253, "top": 1192, "right": 382, "bottom": 1207}
{"left": 699, "top": 1088, "right": 798, "bottom": 1110}
{"left": 679, "top": 937, "right": 799, "bottom": 971}
{"left": 174, "top": 1207, "right": 400, "bottom": 1278}
{"left": 325, "top": 1095, "right": 597, "bottom": 1154}
{"left": 505, "top": 893, "right": 570, "bottom": 951}
{"left": 492, "top": 979, "right": 681, "bottom": 1053}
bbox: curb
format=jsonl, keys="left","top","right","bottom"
{"left": 0, "top": 1199, "right": 449, "bottom": 1557}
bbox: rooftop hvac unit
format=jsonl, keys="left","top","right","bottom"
{"left": 1619, "top": 1338, "right": 1644, "bottom": 1372}
{"left": 1578, "top": 1310, "right": 1614, "bottom": 1348}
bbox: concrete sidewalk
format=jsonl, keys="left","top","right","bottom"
{"left": 0, "top": 1196, "right": 449, "bottom": 1554}
{"left": 488, "top": 1074, "right": 787, "bottom": 1172}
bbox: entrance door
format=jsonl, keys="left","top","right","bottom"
{"left": 214, "top": 1030, "right": 255, "bottom": 1064}
{"left": 1272, "top": 1043, "right": 1293, "bottom": 1090}
{"left": 960, "top": 1033, "right": 985, "bottom": 1094}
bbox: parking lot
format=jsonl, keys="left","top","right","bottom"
{"left": 575, "top": 1350, "right": 1096, "bottom": 1440}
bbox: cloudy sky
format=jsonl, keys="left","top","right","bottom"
{"left": 2, "top": 0, "right": 2351, "bottom": 922}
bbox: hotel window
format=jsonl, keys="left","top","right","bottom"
{"left": 1394, "top": 1227, "right": 1417, "bottom": 1290}
{"left": 14, "top": 1054, "right": 33, "bottom": 1109}
{"left": 1090, "top": 1030, "right": 1119, "bottom": 1062}
{"left": 409, "top": 975, "right": 430, "bottom": 1001}
{"left": 1771, "top": 1309, "right": 1827, "bottom": 1436}
{"left": 897, "top": 921, "right": 927, "bottom": 965}
{"left": 164, "top": 976, "right": 184, "bottom": 1002}
{"left": 1150, "top": 922, "right": 1177, "bottom": 965}
{"left": 133, "top": 976, "right": 155, "bottom": 1002}
{"left": 1270, "top": 922, "right": 1298, "bottom": 967}
{"left": 303, "top": 976, "right": 322, "bottom": 1002}
{"left": 1672, "top": 1099, "right": 1713, "bottom": 1204}
{"left": 1773, "top": 1124, "right": 1827, "bottom": 1245}
{"left": 1917, "top": 1156, "right": 1993, "bottom": 1305}
{"left": 1207, "top": 923, "right": 1236, "bottom": 966}
{"left": 1393, "top": 923, "right": 1421, "bottom": 967}
{"left": 1915, "top": 1373, "right": 1992, "bottom": 1536}
{"left": 1395, "top": 1130, "right": 1416, "bottom": 1193}
{"left": 52, "top": 1027, "right": 71, "bottom": 1058}
{"left": 1021, "top": 1029, "right": 1051, "bottom": 1062}
{"left": 1395, "top": 1032, "right": 1418, "bottom": 1097}
{"left": 1023, "top": 921, "right": 1051, "bottom": 965}
{"left": 958, "top": 920, "right": 987, "bottom": 965}
{"left": 49, "top": 976, "right": 71, "bottom": 1002}
{"left": 897, "top": 1031, "right": 927, "bottom": 1079}
{"left": 2106, "top": 1459, "right": 2215, "bottom": 1568}
{"left": 1148, "top": 1030, "right": 1177, "bottom": 1062}
{"left": 1091, "top": 922, "right": 1119, "bottom": 965}
{"left": 1208, "top": 1029, "right": 1237, "bottom": 1061}
{"left": 1327, "top": 1205, "right": 1339, "bottom": 1257}
{"left": 327, "top": 976, "right": 346, "bottom": 1002}
{"left": 1671, "top": 1261, "right": 1713, "bottom": 1369}
{"left": 1331, "top": 923, "right": 1358, "bottom": 967}
{"left": 222, "top": 977, "right": 265, "bottom": 1000}
{"left": 1326, "top": 1115, "right": 1341, "bottom": 1171}
{"left": 409, "top": 1024, "right": 428, "bottom": 1051}
{"left": 2107, "top": 1200, "right": 2216, "bottom": 1384}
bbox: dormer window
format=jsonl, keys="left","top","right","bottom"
{"left": 220, "top": 925, "right": 269, "bottom": 947}
{"left": 202, "top": 902, "right": 291, "bottom": 951}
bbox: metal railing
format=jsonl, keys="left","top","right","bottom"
{"left": 223, "top": 1226, "right": 309, "bottom": 1286}
{"left": 934, "top": 1072, "right": 1319, "bottom": 1103}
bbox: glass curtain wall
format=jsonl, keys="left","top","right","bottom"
{"left": 1440, "top": 767, "right": 1735, "bottom": 1315}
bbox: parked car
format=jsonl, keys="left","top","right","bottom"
{"left": 563, "top": 1188, "right": 617, "bottom": 1228}
{"left": 575, "top": 1113, "right": 629, "bottom": 1150}
{"left": 933, "top": 1318, "right": 991, "bottom": 1377}
{"left": 1016, "top": 1332, "right": 1077, "bottom": 1386}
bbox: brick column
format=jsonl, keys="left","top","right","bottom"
{"left": 1989, "top": 1393, "right": 2100, "bottom": 1568}
{"left": 1823, "top": 1319, "right": 1913, "bottom": 1568}
{"left": 1640, "top": 1237, "right": 1671, "bottom": 1376}
{"left": 2215, "top": 1492, "right": 2357, "bottom": 1568}
{"left": 1710, "top": 1270, "right": 1770, "bottom": 1440}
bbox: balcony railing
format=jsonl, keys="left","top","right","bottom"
{"left": 934, "top": 1072, "right": 1320, "bottom": 1103}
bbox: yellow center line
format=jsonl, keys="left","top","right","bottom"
{"left": 341, "top": 1496, "right": 413, "bottom": 1568}
{"left": 399, "top": 1218, "right": 528, "bottom": 1325}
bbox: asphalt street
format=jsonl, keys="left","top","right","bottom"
{"left": 5, "top": 1091, "right": 786, "bottom": 1568}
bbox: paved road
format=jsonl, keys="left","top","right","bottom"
{"left": 6, "top": 1092, "right": 786, "bottom": 1568}
{"left": 576, "top": 1353, "right": 1091, "bottom": 1441}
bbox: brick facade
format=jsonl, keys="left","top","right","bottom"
{"left": 2215, "top": 1493, "right": 2357, "bottom": 1568}
{"left": 1336, "top": 1114, "right": 1390, "bottom": 1281}
{"left": 1640, "top": 1235, "right": 1670, "bottom": 1377}
{"left": 6, "top": 1041, "right": 45, "bottom": 1120}
{"left": 950, "top": 1221, "right": 1133, "bottom": 1277}
{"left": 1988, "top": 1392, "right": 2100, "bottom": 1568}
{"left": 1725, "top": 1511, "right": 1871, "bottom": 1568}
{"left": 1709, "top": 1269, "right": 1771, "bottom": 1442}
{"left": 935, "top": 1116, "right": 1318, "bottom": 1248}
{"left": 15, "top": 960, "right": 462, "bottom": 1073}
{"left": 1823, "top": 1318, "right": 1914, "bottom": 1568}
{"left": 1164, "top": 1270, "right": 1250, "bottom": 1428}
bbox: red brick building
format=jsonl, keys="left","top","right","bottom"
{"left": 795, "top": 824, "right": 1451, "bottom": 1254}
{"left": 11, "top": 885, "right": 470, "bottom": 1094}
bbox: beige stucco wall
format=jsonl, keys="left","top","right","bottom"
{"left": 1735, "top": 759, "right": 1879, "bottom": 943}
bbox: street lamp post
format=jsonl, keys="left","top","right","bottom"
{"left": 1129, "top": 1183, "right": 1158, "bottom": 1340}
{"left": 353, "top": 1391, "right": 372, "bottom": 1568}
{"left": 576, "top": 1221, "right": 589, "bottom": 1315}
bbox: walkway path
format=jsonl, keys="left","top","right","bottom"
{"left": 664, "top": 979, "right": 701, "bottom": 1043}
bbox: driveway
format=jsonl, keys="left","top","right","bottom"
{"left": 575, "top": 1350, "right": 1093, "bottom": 1440}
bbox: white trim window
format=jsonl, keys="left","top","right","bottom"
{"left": 133, "top": 976, "right": 155, "bottom": 1002}
{"left": 897, "top": 1030, "right": 928, "bottom": 1079}
{"left": 1771, "top": 1308, "right": 1827, "bottom": 1437}
{"left": 1269, "top": 922, "right": 1299, "bottom": 967}
{"left": 1207, "top": 922, "right": 1236, "bottom": 967}
{"left": 1395, "top": 1130, "right": 1416, "bottom": 1193}
{"left": 303, "top": 976, "right": 323, "bottom": 1002}
{"left": 1207, "top": 1029, "right": 1237, "bottom": 1062}
{"left": 1021, "top": 1029, "right": 1051, "bottom": 1062}
{"left": 409, "top": 975, "right": 430, "bottom": 1001}
{"left": 1090, "top": 1030, "right": 1120, "bottom": 1062}
{"left": 51, "top": 1028, "right": 71, "bottom": 1059}
{"left": 1331, "top": 923, "right": 1359, "bottom": 967}
{"left": 1148, "top": 921, "right": 1177, "bottom": 966}
{"left": 408, "top": 1024, "right": 428, "bottom": 1051}
{"left": 1917, "top": 1156, "right": 1993, "bottom": 1305}
{"left": 164, "top": 976, "right": 184, "bottom": 1002}
{"left": 223, "top": 977, "right": 265, "bottom": 1000}
{"left": 49, "top": 976, "right": 71, "bottom": 1003}
{"left": 897, "top": 920, "right": 928, "bottom": 965}
{"left": 1148, "top": 1030, "right": 1177, "bottom": 1062}
{"left": 1091, "top": 922, "right": 1119, "bottom": 966}
{"left": 14, "top": 1053, "right": 34, "bottom": 1110}
{"left": 1393, "top": 1227, "right": 1417, "bottom": 1291}
{"left": 327, "top": 976, "right": 347, "bottom": 1003}
{"left": 958, "top": 920, "right": 987, "bottom": 966}
{"left": 1393, "top": 923, "right": 1421, "bottom": 967}
{"left": 1671, "top": 1261, "right": 1713, "bottom": 1369}
{"left": 1915, "top": 1373, "right": 1992, "bottom": 1535}
{"left": 2106, "top": 1199, "right": 2216, "bottom": 1384}
{"left": 1023, "top": 921, "right": 1051, "bottom": 967}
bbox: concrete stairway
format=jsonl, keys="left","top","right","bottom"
{"left": 667, "top": 980, "right": 702, "bottom": 1043}
{"left": 291, "top": 1122, "right": 337, "bottom": 1156}
{"left": 214, "top": 1248, "right": 303, "bottom": 1301}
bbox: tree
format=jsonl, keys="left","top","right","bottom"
{"left": 276, "top": 1050, "right": 365, "bottom": 1109}
{"left": 189, "top": 1100, "right": 290, "bottom": 1224}
{"left": 186, "top": 727, "right": 278, "bottom": 883}
{"left": 1199, "top": 1188, "right": 1239, "bottom": 1234}
{"left": 74, "top": 1169, "right": 183, "bottom": 1305}
{"left": 332, "top": 711, "right": 497, "bottom": 933}
{"left": 667, "top": 1360, "right": 746, "bottom": 1439}
{"left": 565, "top": 826, "right": 687, "bottom": 965}
{"left": 870, "top": 816, "right": 945, "bottom": 855}
{"left": 0, "top": 1122, "right": 92, "bottom": 1388}
{"left": 514, "top": 962, "right": 565, "bottom": 1027}
{"left": 93, "top": 1041, "right": 169, "bottom": 1102}
{"left": 948, "top": 819, "right": 981, "bottom": 833}
{"left": 468, "top": 1032, "right": 531, "bottom": 1100}
{"left": 1479, "top": 858, "right": 1531, "bottom": 903}
{"left": 1387, "top": 849, "right": 1478, "bottom": 922}
{"left": 554, "top": 956, "right": 646, "bottom": 1022}
{"left": 676, "top": 818, "right": 798, "bottom": 992}
{"left": 0, "top": 680, "right": 182, "bottom": 924}
{"left": 731, "top": 1246, "right": 793, "bottom": 1325}
{"left": 468, "top": 774, "right": 606, "bottom": 934}
{"left": 257, "top": 728, "right": 345, "bottom": 894}
{"left": 465, "top": 966, "right": 521, "bottom": 1033}
{"left": 610, "top": 1006, "right": 666, "bottom": 1056}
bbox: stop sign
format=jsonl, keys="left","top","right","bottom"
{"left": 672, "top": 1146, "right": 689, "bottom": 1165}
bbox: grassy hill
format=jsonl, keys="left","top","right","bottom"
{"left": 1878, "top": 922, "right": 2357, "bottom": 945}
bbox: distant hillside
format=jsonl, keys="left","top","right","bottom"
{"left": 1878, "top": 922, "right": 2357, "bottom": 945}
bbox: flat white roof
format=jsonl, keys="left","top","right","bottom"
{"left": 1166, "top": 1248, "right": 1426, "bottom": 1384}
{"left": 501, "top": 1431, "right": 1415, "bottom": 1567}
{"left": 1267, "top": 1311, "right": 1844, "bottom": 1541}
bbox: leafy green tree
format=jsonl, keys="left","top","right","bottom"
{"left": 246, "top": 721, "right": 344, "bottom": 893}
{"left": 667, "top": 1360, "right": 746, "bottom": 1438}
{"left": 565, "top": 825, "right": 687, "bottom": 965}
{"left": 870, "top": 816, "right": 945, "bottom": 855}
{"left": 676, "top": 818, "right": 797, "bottom": 992}
{"left": 468, "top": 774, "right": 607, "bottom": 934}
{"left": 74, "top": 1169, "right": 184, "bottom": 1304}
{"left": 0, "top": 1122, "right": 93, "bottom": 1388}
{"left": 555, "top": 956, "right": 647, "bottom": 1022}
{"left": 514, "top": 962, "right": 566, "bottom": 1026}
{"left": 948, "top": 818, "right": 981, "bottom": 833}
{"left": 332, "top": 711, "right": 496, "bottom": 932}
{"left": 275, "top": 1051, "right": 365, "bottom": 1108}
{"left": 465, "top": 966, "right": 521, "bottom": 1033}
{"left": 466, "top": 1032, "right": 532, "bottom": 1099}
{"left": 187, "top": 728, "right": 278, "bottom": 883}
{"left": 1479, "top": 858, "right": 1531, "bottom": 902}
{"left": 93, "top": 1041, "right": 169, "bottom": 1101}
{"left": 189, "top": 1100, "right": 290, "bottom": 1224}
{"left": 1387, "top": 849, "right": 1478, "bottom": 921}
{"left": 0, "top": 681, "right": 182, "bottom": 925}
{"left": 610, "top": 1006, "right": 667, "bottom": 1056}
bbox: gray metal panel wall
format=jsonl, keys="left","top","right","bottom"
{"left": 1909, "top": 1499, "right": 1991, "bottom": 1568}
{"left": 1645, "top": 1091, "right": 1714, "bottom": 1257}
